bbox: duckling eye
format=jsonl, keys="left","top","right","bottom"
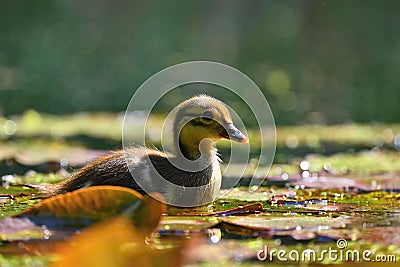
{"left": 200, "top": 111, "right": 214, "bottom": 123}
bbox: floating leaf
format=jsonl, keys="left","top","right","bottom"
{"left": 220, "top": 216, "right": 348, "bottom": 240}
{"left": 174, "top": 202, "right": 264, "bottom": 217}
{"left": 132, "top": 192, "right": 166, "bottom": 234}
{"left": 15, "top": 186, "right": 144, "bottom": 229}
{"left": 0, "top": 191, "right": 165, "bottom": 261}
{"left": 159, "top": 217, "right": 219, "bottom": 232}
{"left": 53, "top": 208, "right": 177, "bottom": 267}
{"left": 220, "top": 216, "right": 347, "bottom": 231}
{"left": 0, "top": 217, "right": 45, "bottom": 241}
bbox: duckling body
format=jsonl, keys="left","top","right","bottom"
{"left": 35, "top": 95, "right": 247, "bottom": 206}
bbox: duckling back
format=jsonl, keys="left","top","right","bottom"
{"left": 36, "top": 147, "right": 221, "bottom": 206}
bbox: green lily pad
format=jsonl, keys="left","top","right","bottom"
{"left": 159, "top": 216, "right": 219, "bottom": 231}
{"left": 220, "top": 216, "right": 347, "bottom": 231}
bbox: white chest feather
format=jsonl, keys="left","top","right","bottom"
{"left": 209, "top": 158, "right": 222, "bottom": 200}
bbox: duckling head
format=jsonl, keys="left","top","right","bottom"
{"left": 171, "top": 95, "right": 248, "bottom": 160}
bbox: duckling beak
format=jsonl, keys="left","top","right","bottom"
{"left": 220, "top": 124, "right": 248, "bottom": 143}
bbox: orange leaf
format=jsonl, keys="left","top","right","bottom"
{"left": 16, "top": 186, "right": 144, "bottom": 228}
{"left": 52, "top": 194, "right": 174, "bottom": 267}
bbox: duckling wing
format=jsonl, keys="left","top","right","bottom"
{"left": 38, "top": 147, "right": 221, "bottom": 206}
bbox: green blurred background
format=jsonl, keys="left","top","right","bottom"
{"left": 0, "top": 0, "right": 399, "bottom": 125}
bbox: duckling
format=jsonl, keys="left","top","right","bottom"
{"left": 34, "top": 95, "right": 248, "bottom": 206}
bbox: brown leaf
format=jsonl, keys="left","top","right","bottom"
{"left": 52, "top": 197, "right": 177, "bottom": 267}
{"left": 16, "top": 186, "right": 144, "bottom": 229}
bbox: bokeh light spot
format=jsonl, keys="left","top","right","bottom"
{"left": 265, "top": 70, "right": 291, "bottom": 95}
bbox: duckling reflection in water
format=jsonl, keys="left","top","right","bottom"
{"left": 35, "top": 95, "right": 248, "bottom": 206}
